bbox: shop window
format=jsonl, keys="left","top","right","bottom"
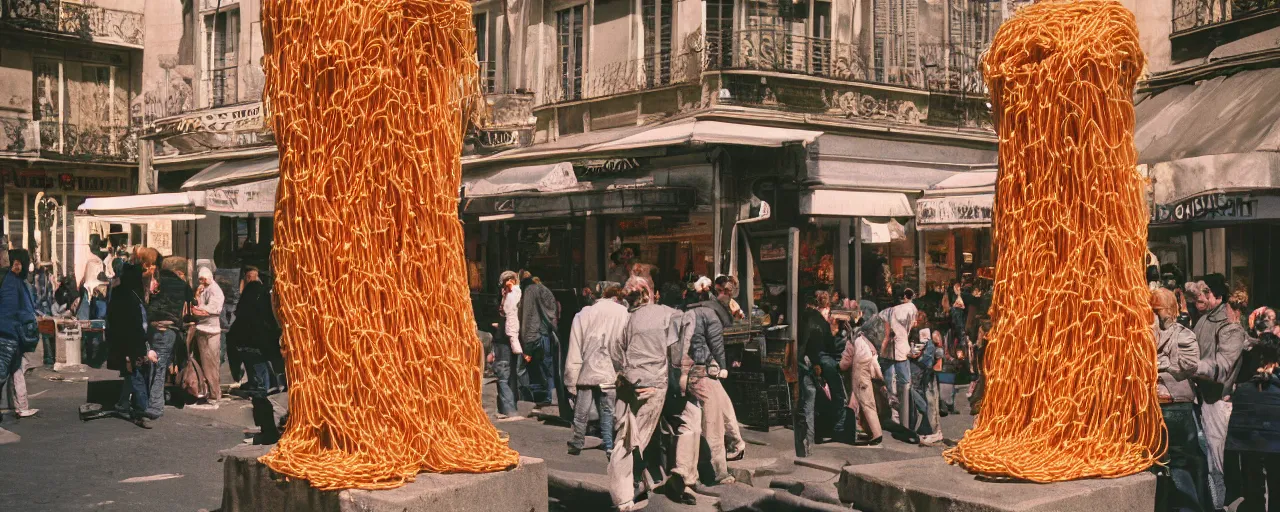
{"left": 799, "top": 225, "right": 836, "bottom": 290}
{"left": 706, "top": 0, "right": 734, "bottom": 67}
{"left": 512, "top": 221, "right": 585, "bottom": 291}
{"left": 1149, "top": 228, "right": 1190, "bottom": 286}
{"left": 859, "top": 219, "right": 918, "bottom": 308}
{"left": 556, "top": 5, "right": 586, "bottom": 101}
{"left": 607, "top": 214, "right": 714, "bottom": 289}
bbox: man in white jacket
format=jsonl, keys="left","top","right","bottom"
{"left": 490, "top": 271, "right": 524, "bottom": 420}
{"left": 565, "top": 284, "right": 629, "bottom": 455}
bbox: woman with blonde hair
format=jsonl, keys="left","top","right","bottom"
{"left": 1151, "top": 287, "right": 1210, "bottom": 511}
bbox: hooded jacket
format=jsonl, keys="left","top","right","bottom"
{"left": 564, "top": 299, "right": 629, "bottom": 389}
{"left": 228, "top": 281, "right": 281, "bottom": 353}
{"left": 686, "top": 298, "right": 731, "bottom": 369}
{"left": 1192, "top": 303, "right": 1247, "bottom": 403}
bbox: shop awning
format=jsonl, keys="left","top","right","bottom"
{"left": 581, "top": 120, "right": 823, "bottom": 152}
{"left": 804, "top": 134, "right": 997, "bottom": 191}
{"left": 182, "top": 155, "right": 280, "bottom": 190}
{"left": 78, "top": 192, "right": 206, "bottom": 222}
{"left": 800, "top": 190, "right": 913, "bottom": 217}
{"left": 462, "top": 162, "right": 580, "bottom": 197}
{"left": 462, "top": 186, "right": 696, "bottom": 220}
{"left": 1135, "top": 67, "right": 1280, "bottom": 204}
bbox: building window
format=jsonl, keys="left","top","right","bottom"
{"left": 33, "top": 60, "right": 61, "bottom": 123}
{"left": 556, "top": 5, "right": 586, "bottom": 101}
{"left": 204, "top": 9, "right": 241, "bottom": 108}
{"left": 642, "top": 0, "right": 672, "bottom": 87}
{"left": 474, "top": 12, "right": 496, "bottom": 93}
{"left": 706, "top": 0, "right": 734, "bottom": 68}
{"left": 873, "top": 0, "right": 919, "bottom": 86}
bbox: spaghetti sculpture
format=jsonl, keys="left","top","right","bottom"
{"left": 941, "top": 0, "right": 1164, "bottom": 482}
{"left": 258, "top": 0, "right": 519, "bottom": 490}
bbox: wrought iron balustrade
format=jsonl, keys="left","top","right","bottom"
{"left": 1, "top": 0, "right": 144, "bottom": 46}
{"left": 38, "top": 120, "right": 138, "bottom": 162}
{"left": 1173, "top": 0, "right": 1280, "bottom": 32}
{"left": 541, "top": 50, "right": 702, "bottom": 104}
{"left": 0, "top": 117, "right": 34, "bottom": 153}
{"left": 205, "top": 67, "right": 239, "bottom": 108}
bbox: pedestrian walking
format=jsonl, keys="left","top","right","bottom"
{"left": 188, "top": 267, "right": 225, "bottom": 402}
{"left": 564, "top": 283, "right": 627, "bottom": 455}
{"left": 106, "top": 256, "right": 155, "bottom": 428}
{"left": 840, "top": 312, "right": 883, "bottom": 445}
{"left": 145, "top": 256, "right": 193, "bottom": 420}
{"left": 227, "top": 269, "right": 285, "bottom": 444}
{"left": 1191, "top": 274, "right": 1247, "bottom": 510}
{"left": 0, "top": 249, "right": 39, "bottom": 421}
{"left": 28, "top": 261, "right": 55, "bottom": 367}
{"left": 489, "top": 270, "right": 523, "bottom": 420}
{"left": 795, "top": 289, "right": 833, "bottom": 457}
{"left": 608, "top": 277, "right": 684, "bottom": 512}
{"left": 670, "top": 278, "right": 738, "bottom": 494}
{"left": 1226, "top": 332, "right": 1280, "bottom": 512}
{"left": 520, "top": 271, "right": 560, "bottom": 408}
{"left": 907, "top": 329, "right": 943, "bottom": 445}
{"left": 880, "top": 289, "right": 918, "bottom": 426}
{"left": 1150, "top": 288, "right": 1211, "bottom": 512}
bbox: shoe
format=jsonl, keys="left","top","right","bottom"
{"left": 854, "top": 437, "right": 882, "bottom": 446}
{"left": 676, "top": 487, "right": 698, "bottom": 505}
{"left": 134, "top": 418, "right": 153, "bottom": 429}
{"left": 616, "top": 501, "right": 642, "bottom": 512}
{"left": 717, "top": 476, "right": 737, "bottom": 485}
{"left": 940, "top": 409, "right": 949, "bottom": 417}
{"left": 567, "top": 441, "right": 582, "bottom": 456}
{"left": 16, "top": 409, "right": 38, "bottom": 418}
{"left": 727, "top": 449, "right": 746, "bottom": 462}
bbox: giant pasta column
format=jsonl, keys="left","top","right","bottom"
{"left": 258, "top": 0, "right": 519, "bottom": 490}
{"left": 942, "top": 0, "right": 1163, "bottom": 482}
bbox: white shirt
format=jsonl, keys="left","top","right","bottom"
{"left": 887, "top": 301, "right": 918, "bottom": 361}
{"left": 195, "top": 282, "right": 225, "bottom": 334}
{"left": 502, "top": 286, "right": 523, "bottom": 354}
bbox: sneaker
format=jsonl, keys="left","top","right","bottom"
{"left": 134, "top": 418, "right": 153, "bottom": 429}
{"left": 16, "top": 409, "right": 38, "bottom": 418}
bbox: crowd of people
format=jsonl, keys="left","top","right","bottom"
{"left": 0, "top": 242, "right": 286, "bottom": 444}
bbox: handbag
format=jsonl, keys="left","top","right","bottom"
{"left": 1, "top": 272, "right": 40, "bottom": 353}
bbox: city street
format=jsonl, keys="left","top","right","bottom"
{"left": 1, "top": 351, "right": 976, "bottom": 511}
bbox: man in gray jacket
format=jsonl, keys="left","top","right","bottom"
{"left": 1190, "top": 274, "right": 1246, "bottom": 509}
{"left": 608, "top": 277, "right": 686, "bottom": 512}
{"left": 671, "top": 287, "right": 741, "bottom": 494}
{"left": 520, "top": 271, "right": 560, "bottom": 407}
{"left": 1152, "top": 288, "right": 1209, "bottom": 511}
{"left": 565, "top": 284, "right": 629, "bottom": 455}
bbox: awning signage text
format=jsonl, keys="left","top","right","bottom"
{"left": 1150, "top": 193, "right": 1256, "bottom": 224}
{"left": 917, "top": 195, "right": 994, "bottom": 225}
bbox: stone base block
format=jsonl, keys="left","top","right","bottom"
{"left": 221, "top": 444, "right": 547, "bottom": 512}
{"left": 838, "top": 455, "right": 1155, "bottom": 512}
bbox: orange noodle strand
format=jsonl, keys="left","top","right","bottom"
{"left": 257, "top": 0, "right": 519, "bottom": 490}
{"left": 941, "top": 0, "right": 1165, "bottom": 482}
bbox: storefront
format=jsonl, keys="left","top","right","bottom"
{"left": 916, "top": 170, "right": 997, "bottom": 294}
{"left": 3, "top": 164, "right": 137, "bottom": 278}
{"left": 76, "top": 191, "right": 202, "bottom": 279}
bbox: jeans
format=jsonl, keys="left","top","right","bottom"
{"left": 492, "top": 341, "right": 517, "bottom": 416}
{"left": 240, "top": 348, "right": 274, "bottom": 392}
{"left": 880, "top": 358, "right": 911, "bottom": 425}
{"left": 146, "top": 328, "right": 178, "bottom": 418}
{"left": 909, "top": 374, "right": 937, "bottom": 436}
{"left": 795, "top": 365, "right": 817, "bottom": 457}
{"left": 82, "top": 331, "right": 107, "bottom": 368}
{"left": 41, "top": 333, "right": 55, "bottom": 366}
{"left": 0, "top": 337, "right": 21, "bottom": 384}
{"left": 1156, "top": 403, "right": 1211, "bottom": 512}
{"left": 130, "top": 361, "right": 154, "bottom": 418}
{"left": 529, "top": 334, "right": 559, "bottom": 406}
{"left": 570, "top": 385, "right": 615, "bottom": 451}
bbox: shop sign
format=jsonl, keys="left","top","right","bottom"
{"left": 1150, "top": 193, "right": 1255, "bottom": 224}
{"left": 759, "top": 241, "right": 787, "bottom": 261}
{"left": 148, "top": 102, "right": 268, "bottom": 139}
{"left": 472, "top": 128, "right": 528, "bottom": 152}
{"left": 917, "top": 195, "right": 994, "bottom": 225}
{"left": 147, "top": 221, "right": 173, "bottom": 257}
{"left": 205, "top": 179, "right": 279, "bottom": 214}
{"left": 2, "top": 169, "right": 132, "bottom": 193}
{"left": 572, "top": 158, "right": 646, "bottom": 178}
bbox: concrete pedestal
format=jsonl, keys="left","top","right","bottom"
{"left": 838, "top": 455, "right": 1155, "bottom": 512}
{"left": 220, "top": 444, "right": 547, "bottom": 512}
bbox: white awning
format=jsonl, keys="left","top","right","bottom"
{"left": 861, "top": 218, "right": 907, "bottom": 244}
{"left": 182, "top": 155, "right": 279, "bottom": 190}
{"left": 79, "top": 192, "right": 206, "bottom": 217}
{"left": 925, "top": 170, "right": 998, "bottom": 196}
{"left": 582, "top": 120, "right": 823, "bottom": 152}
{"left": 462, "top": 162, "right": 581, "bottom": 197}
{"left": 800, "top": 189, "right": 913, "bottom": 217}
{"left": 205, "top": 178, "right": 278, "bottom": 215}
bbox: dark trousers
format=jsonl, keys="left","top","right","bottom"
{"left": 529, "top": 334, "right": 559, "bottom": 406}
{"left": 816, "top": 353, "right": 850, "bottom": 440}
{"left": 794, "top": 365, "right": 817, "bottom": 457}
{"left": 1236, "top": 451, "right": 1280, "bottom": 512}
{"left": 240, "top": 348, "right": 273, "bottom": 391}
{"left": 1156, "top": 402, "right": 1211, "bottom": 512}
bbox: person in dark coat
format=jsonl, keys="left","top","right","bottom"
{"left": 795, "top": 289, "right": 833, "bottom": 457}
{"left": 1226, "top": 332, "right": 1280, "bottom": 512}
{"left": 227, "top": 274, "right": 285, "bottom": 444}
{"left": 106, "top": 260, "right": 154, "bottom": 428}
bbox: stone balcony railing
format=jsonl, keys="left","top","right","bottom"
{"left": 0, "top": 0, "right": 145, "bottom": 47}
